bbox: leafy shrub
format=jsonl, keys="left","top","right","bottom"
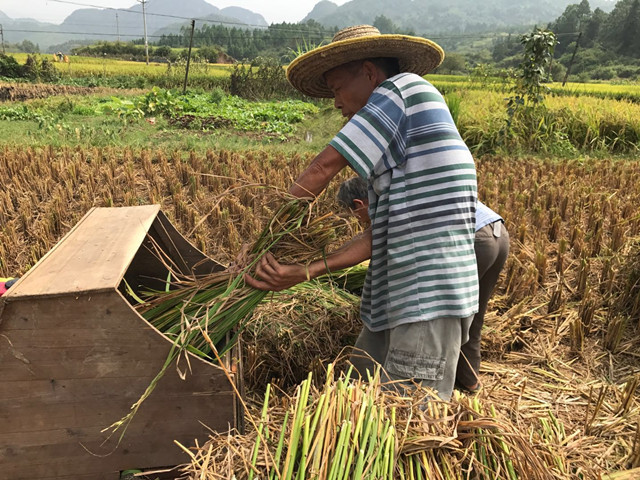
{"left": 154, "top": 46, "right": 172, "bottom": 59}
{"left": 0, "top": 54, "right": 23, "bottom": 78}
{"left": 23, "top": 55, "right": 60, "bottom": 82}
{"left": 616, "top": 66, "right": 640, "bottom": 79}
{"left": 591, "top": 66, "right": 616, "bottom": 80}
{"left": 230, "top": 56, "right": 302, "bottom": 101}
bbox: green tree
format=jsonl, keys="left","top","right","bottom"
{"left": 619, "top": 0, "right": 640, "bottom": 57}
{"left": 601, "top": 0, "right": 640, "bottom": 58}
{"left": 436, "top": 53, "right": 467, "bottom": 74}
{"left": 549, "top": 0, "right": 591, "bottom": 56}
{"left": 18, "top": 40, "right": 40, "bottom": 54}
{"left": 504, "top": 28, "right": 558, "bottom": 152}
{"left": 512, "top": 28, "right": 558, "bottom": 108}
{"left": 582, "top": 7, "right": 607, "bottom": 48}
{"left": 373, "top": 15, "right": 399, "bottom": 34}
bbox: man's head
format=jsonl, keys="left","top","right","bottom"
{"left": 337, "top": 177, "right": 370, "bottom": 224}
{"left": 325, "top": 58, "right": 400, "bottom": 119}
{"left": 286, "top": 25, "right": 444, "bottom": 99}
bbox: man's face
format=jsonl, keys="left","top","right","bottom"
{"left": 324, "top": 62, "right": 376, "bottom": 119}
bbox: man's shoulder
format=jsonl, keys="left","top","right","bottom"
{"left": 384, "top": 72, "right": 432, "bottom": 89}
{"left": 377, "top": 73, "right": 441, "bottom": 105}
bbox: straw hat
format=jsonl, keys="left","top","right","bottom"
{"left": 286, "top": 25, "right": 444, "bottom": 98}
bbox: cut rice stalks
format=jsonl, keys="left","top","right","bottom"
{"left": 104, "top": 194, "right": 349, "bottom": 441}
{"left": 178, "top": 364, "right": 592, "bottom": 480}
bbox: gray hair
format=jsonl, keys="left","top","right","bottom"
{"left": 337, "top": 177, "right": 368, "bottom": 209}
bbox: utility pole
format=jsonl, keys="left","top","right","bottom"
{"left": 562, "top": 31, "right": 582, "bottom": 87}
{"left": 115, "top": 12, "right": 120, "bottom": 43}
{"left": 183, "top": 20, "right": 195, "bottom": 94}
{"left": 0, "top": 25, "right": 5, "bottom": 54}
{"left": 138, "top": 0, "right": 150, "bottom": 65}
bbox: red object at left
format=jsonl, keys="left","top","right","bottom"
{"left": 0, "top": 278, "right": 18, "bottom": 296}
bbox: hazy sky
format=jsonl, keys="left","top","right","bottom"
{"left": 0, "top": 0, "right": 350, "bottom": 24}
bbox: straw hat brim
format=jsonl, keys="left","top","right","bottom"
{"left": 286, "top": 34, "right": 444, "bottom": 98}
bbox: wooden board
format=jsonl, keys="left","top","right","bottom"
{"left": 4, "top": 205, "right": 160, "bottom": 300}
{"left": 0, "top": 291, "right": 237, "bottom": 479}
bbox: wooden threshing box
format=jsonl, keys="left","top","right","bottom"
{"left": 0, "top": 205, "right": 242, "bottom": 480}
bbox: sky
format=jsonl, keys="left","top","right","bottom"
{"left": 0, "top": 0, "right": 350, "bottom": 24}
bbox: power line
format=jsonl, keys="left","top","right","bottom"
{"left": 3, "top": 28, "right": 166, "bottom": 38}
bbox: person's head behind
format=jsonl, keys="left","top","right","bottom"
{"left": 324, "top": 57, "right": 400, "bottom": 119}
{"left": 337, "top": 177, "right": 370, "bottom": 224}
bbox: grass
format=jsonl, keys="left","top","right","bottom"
{"left": 4, "top": 80, "right": 640, "bottom": 157}
{"left": 0, "top": 89, "right": 336, "bottom": 154}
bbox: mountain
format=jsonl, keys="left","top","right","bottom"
{"left": 220, "top": 7, "right": 268, "bottom": 27}
{"left": 302, "top": 1, "right": 339, "bottom": 23}
{"left": 0, "top": 1, "right": 267, "bottom": 51}
{"left": 303, "top": 0, "right": 618, "bottom": 33}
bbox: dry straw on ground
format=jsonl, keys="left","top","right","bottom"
{"left": 1, "top": 147, "right": 639, "bottom": 477}
{"left": 177, "top": 364, "right": 596, "bottom": 480}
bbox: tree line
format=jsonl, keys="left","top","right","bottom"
{"left": 491, "top": 0, "right": 640, "bottom": 80}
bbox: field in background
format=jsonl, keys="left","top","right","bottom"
{"left": 0, "top": 65, "right": 639, "bottom": 477}
{"left": 4, "top": 52, "right": 640, "bottom": 101}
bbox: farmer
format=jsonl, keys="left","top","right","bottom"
{"left": 245, "top": 25, "right": 478, "bottom": 401}
{"left": 337, "top": 177, "right": 510, "bottom": 393}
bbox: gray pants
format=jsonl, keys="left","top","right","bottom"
{"left": 349, "top": 315, "right": 474, "bottom": 401}
{"left": 455, "top": 221, "right": 510, "bottom": 388}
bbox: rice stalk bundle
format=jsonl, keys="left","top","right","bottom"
{"left": 243, "top": 277, "right": 362, "bottom": 390}
{"left": 105, "top": 194, "right": 348, "bottom": 441}
{"left": 178, "top": 364, "right": 577, "bottom": 480}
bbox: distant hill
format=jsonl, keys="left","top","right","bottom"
{"left": 0, "top": 0, "right": 267, "bottom": 51}
{"left": 220, "top": 7, "right": 268, "bottom": 27}
{"left": 303, "top": 0, "right": 618, "bottom": 33}
{"left": 303, "top": 1, "right": 339, "bottom": 22}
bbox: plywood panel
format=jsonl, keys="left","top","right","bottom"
{"left": 0, "top": 291, "right": 237, "bottom": 478}
{"left": 4, "top": 205, "right": 160, "bottom": 299}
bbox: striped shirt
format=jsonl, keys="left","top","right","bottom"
{"left": 476, "top": 201, "right": 502, "bottom": 231}
{"left": 330, "top": 73, "right": 479, "bottom": 331}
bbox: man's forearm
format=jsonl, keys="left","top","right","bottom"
{"left": 308, "top": 228, "right": 372, "bottom": 278}
{"left": 289, "top": 145, "right": 349, "bottom": 198}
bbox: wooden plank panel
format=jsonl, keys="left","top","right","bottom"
{"left": 4, "top": 205, "right": 160, "bottom": 298}
{"left": 152, "top": 212, "right": 224, "bottom": 276}
{"left": 1, "top": 431, "right": 205, "bottom": 479}
{"left": 0, "top": 387, "right": 235, "bottom": 433}
{"left": 0, "top": 291, "right": 239, "bottom": 479}
{"left": 37, "top": 474, "right": 119, "bottom": 480}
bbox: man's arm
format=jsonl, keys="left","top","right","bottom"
{"left": 244, "top": 228, "right": 372, "bottom": 291}
{"left": 289, "top": 145, "right": 349, "bottom": 198}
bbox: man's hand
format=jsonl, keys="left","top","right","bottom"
{"left": 244, "top": 253, "right": 308, "bottom": 292}
{"left": 229, "top": 242, "right": 252, "bottom": 274}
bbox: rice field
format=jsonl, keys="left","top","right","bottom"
{"left": 1, "top": 55, "right": 639, "bottom": 478}
{"left": 0, "top": 144, "right": 638, "bottom": 478}
{"left": 9, "top": 52, "right": 233, "bottom": 79}
{"left": 430, "top": 75, "right": 640, "bottom": 103}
